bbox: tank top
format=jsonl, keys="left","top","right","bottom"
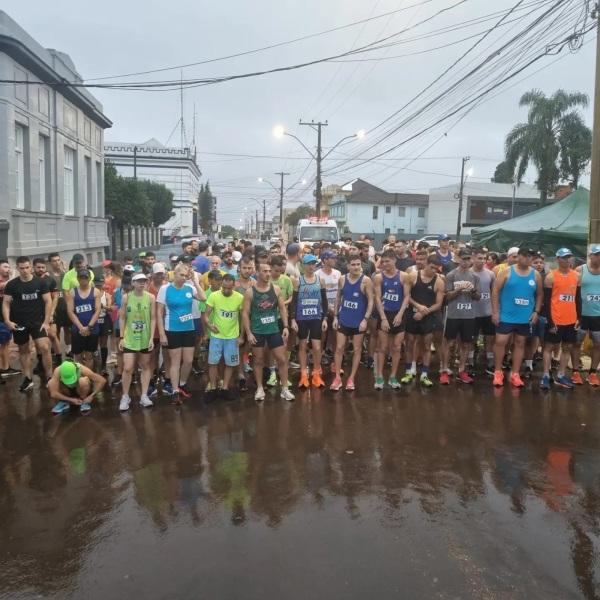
{"left": 381, "top": 271, "right": 403, "bottom": 312}
{"left": 581, "top": 265, "right": 600, "bottom": 317}
{"left": 550, "top": 268, "right": 578, "bottom": 325}
{"left": 338, "top": 275, "right": 367, "bottom": 328}
{"left": 296, "top": 275, "right": 322, "bottom": 321}
{"left": 250, "top": 285, "right": 280, "bottom": 334}
{"left": 72, "top": 287, "right": 99, "bottom": 334}
{"left": 123, "top": 291, "right": 152, "bottom": 350}
{"left": 499, "top": 265, "right": 537, "bottom": 324}
{"left": 411, "top": 272, "right": 437, "bottom": 309}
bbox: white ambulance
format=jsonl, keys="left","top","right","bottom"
{"left": 296, "top": 218, "right": 340, "bottom": 247}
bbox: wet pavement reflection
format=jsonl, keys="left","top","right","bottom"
{"left": 2, "top": 373, "right": 600, "bottom": 599}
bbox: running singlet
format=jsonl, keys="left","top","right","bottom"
{"left": 250, "top": 285, "right": 280, "bottom": 335}
{"left": 316, "top": 268, "right": 341, "bottom": 308}
{"left": 473, "top": 268, "right": 494, "bottom": 318}
{"left": 156, "top": 283, "right": 196, "bottom": 332}
{"left": 550, "top": 269, "right": 578, "bottom": 325}
{"left": 381, "top": 271, "right": 403, "bottom": 312}
{"left": 338, "top": 275, "right": 367, "bottom": 328}
{"left": 581, "top": 265, "right": 600, "bottom": 317}
{"left": 410, "top": 272, "right": 437, "bottom": 312}
{"left": 72, "top": 288, "right": 99, "bottom": 334}
{"left": 499, "top": 265, "right": 537, "bottom": 324}
{"left": 296, "top": 276, "right": 322, "bottom": 321}
{"left": 123, "top": 291, "right": 152, "bottom": 350}
{"left": 436, "top": 250, "right": 453, "bottom": 271}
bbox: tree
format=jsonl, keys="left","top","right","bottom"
{"left": 491, "top": 160, "right": 515, "bottom": 184}
{"left": 198, "top": 182, "right": 215, "bottom": 234}
{"left": 504, "top": 89, "right": 590, "bottom": 205}
{"left": 141, "top": 180, "right": 174, "bottom": 226}
{"left": 221, "top": 225, "right": 238, "bottom": 239}
{"left": 559, "top": 114, "right": 592, "bottom": 189}
{"left": 104, "top": 161, "right": 152, "bottom": 226}
{"left": 285, "top": 204, "right": 313, "bottom": 227}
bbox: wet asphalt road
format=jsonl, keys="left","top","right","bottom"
{"left": 2, "top": 368, "right": 600, "bottom": 600}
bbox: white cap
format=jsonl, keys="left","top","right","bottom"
{"left": 132, "top": 273, "right": 148, "bottom": 282}
{"left": 232, "top": 250, "right": 242, "bottom": 262}
{"left": 507, "top": 247, "right": 519, "bottom": 256}
{"left": 123, "top": 264, "right": 135, "bottom": 272}
{"left": 152, "top": 262, "right": 166, "bottom": 274}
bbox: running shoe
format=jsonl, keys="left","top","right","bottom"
{"left": 111, "top": 375, "right": 122, "bottom": 387}
{"left": 345, "top": 377, "right": 355, "bottom": 391}
{"left": 243, "top": 362, "right": 253, "bottom": 374}
{"left": 119, "top": 394, "right": 131, "bottom": 411}
{"left": 493, "top": 370, "right": 504, "bottom": 387}
{"left": 539, "top": 374, "right": 550, "bottom": 390}
{"left": 401, "top": 372, "right": 415, "bottom": 384}
{"left": 254, "top": 387, "right": 266, "bottom": 402}
{"left": 80, "top": 402, "right": 92, "bottom": 413}
{"left": 51, "top": 400, "right": 71, "bottom": 415}
{"left": 509, "top": 373, "right": 525, "bottom": 388}
{"left": 178, "top": 385, "right": 192, "bottom": 399}
{"left": 281, "top": 387, "right": 295, "bottom": 402}
{"left": 311, "top": 370, "right": 325, "bottom": 388}
{"left": 162, "top": 382, "right": 174, "bottom": 396}
{"left": 571, "top": 371, "right": 584, "bottom": 385}
{"left": 238, "top": 377, "right": 248, "bottom": 392}
{"left": 365, "top": 357, "right": 375, "bottom": 369}
{"left": 587, "top": 372, "right": 600, "bottom": 387}
{"left": 485, "top": 366, "right": 495, "bottom": 377}
{"left": 374, "top": 376, "right": 385, "bottom": 390}
{"left": 457, "top": 371, "right": 474, "bottom": 384}
{"left": 140, "top": 394, "right": 154, "bottom": 408}
{"left": 420, "top": 373, "right": 434, "bottom": 387}
{"left": 439, "top": 371, "right": 450, "bottom": 385}
{"left": 555, "top": 375, "right": 574, "bottom": 389}
{"left": 330, "top": 376, "right": 343, "bottom": 391}
{"left": 298, "top": 372, "right": 310, "bottom": 389}
{"left": 1, "top": 367, "right": 21, "bottom": 378}
{"left": 267, "top": 371, "right": 278, "bottom": 387}
{"left": 389, "top": 377, "right": 401, "bottom": 389}
{"left": 524, "top": 366, "right": 533, "bottom": 379}
{"left": 289, "top": 361, "right": 300, "bottom": 369}
{"left": 18, "top": 377, "right": 33, "bottom": 393}
{"left": 147, "top": 384, "right": 157, "bottom": 398}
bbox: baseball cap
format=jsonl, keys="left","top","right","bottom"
{"left": 60, "top": 361, "right": 79, "bottom": 386}
{"left": 132, "top": 273, "right": 148, "bottom": 282}
{"left": 556, "top": 247, "right": 573, "bottom": 258}
{"left": 169, "top": 254, "right": 179, "bottom": 263}
{"left": 138, "top": 251, "right": 147, "bottom": 258}
{"left": 458, "top": 249, "right": 472, "bottom": 259}
{"left": 232, "top": 250, "right": 242, "bottom": 262}
{"left": 518, "top": 247, "right": 534, "bottom": 256}
{"left": 590, "top": 244, "right": 600, "bottom": 255}
{"left": 287, "top": 243, "right": 300, "bottom": 256}
{"left": 101, "top": 259, "right": 112, "bottom": 268}
{"left": 76, "top": 268, "right": 91, "bottom": 279}
{"left": 507, "top": 247, "right": 520, "bottom": 256}
{"left": 178, "top": 254, "right": 193, "bottom": 263}
{"left": 123, "top": 264, "right": 136, "bottom": 273}
{"left": 321, "top": 250, "right": 336, "bottom": 260}
{"left": 72, "top": 253, "right": 85, "bottom": 262}
{"left": 302, "top": 254, "right": 318, "bottom": 264}
{"left": 438, "top": 234, "right": 450, "bottom": 241}
{"left": 152, "top": 262, "right": 166, "bottom": 274}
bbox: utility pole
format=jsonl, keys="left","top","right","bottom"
{"left": 255, "top": 209, "right": 259, "bottom": 237}
{"left": 299, "top": 120, "right": 328, "bottom": 216}
{"left": 589, "top": 5, "right": 600, "bottom": 243}
{"left": 262, "top": 198, "right": 266, "bottom": 235}
{"left": 133, "top": 145, "right": 138, "bottom": 180}
{"left": 456, "top": 156, "right": 470, "bottom": 240}
{"left": 274, "top": 171, "right": 290, "bottom": 236}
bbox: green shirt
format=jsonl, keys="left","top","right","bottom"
{"left": 271, "top": 275, "right": 293, "bottom": 302}
{"left": 206, "top": 290, "right": 244, "bottom": 339}
{"left": 250, "top": 285, "right": 280, "bottom": 335}
{"left": 123, "top": 291, "right": 152, "bottom": 351}
{"left": 62, "top": 267, "right": 94, "bottom": 291}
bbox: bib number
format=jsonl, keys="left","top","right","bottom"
{"left": 302, "top": 307, "right": 318, "bottom": 317}
{"left": 260, "top": 315, "right": 276, "bottom": 325}
{"left": 179, "top": 313, "right": 193, "bottom": 323}
{"left": 343, "top": 300, "right": 358, "bottom": 310}
{"left": 456, "top": 303, "right": 472, "bottom": 311}
{"left": 559, "top": 294, "right": 575, "bottom": 302}
{"left": 219, "top": 310, "right": 235, "bottom": 318}
{"left": 514, "top": 298, "right": 530, "bottom": 306}
{"left": 480, "top": 292, "right": 490, "bottom": 300}
{"left": 132, "top": 320, "right": 146, "bottom": 332}
{"left": 383, "top": 293, "right": 399, "bottom": 302}
{"left": 587, "top": 294, "right": 600, "bottom": 302}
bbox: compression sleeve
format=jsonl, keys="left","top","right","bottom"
{"left": 321, "top": 288, "right": 329, "bottom": 315}
{"left": 290, "top": 290, "right": 298, "bottom": 321}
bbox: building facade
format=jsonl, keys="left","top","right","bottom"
{"left": 0, "top": 11, "right": 112, "bottom": 264}
{"left": 104, "top": 138, "right": 202, "bottom": 238}
{"left": 329, "top": 179, "right": 428, "bottom": 240}
{"left": 427, "top": 182, "right": 542, "bottom": 237}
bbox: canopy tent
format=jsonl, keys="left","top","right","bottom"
{"left": 470, "top": 187, "right": 590, "bottom": 257}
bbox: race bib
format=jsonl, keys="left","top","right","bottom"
{"left": 514, "top": 298, "right": 530, "bottom": 306}
{"left": 587, "top": 294, "right": 600, "bottom": 302}
{"left": 456, "top": 303, "right": 472, "bottom": 311}
{"left": 480, "top": 292, "right": 490, "bottom": 300}
{"left": 76, "top": 303, "right": 93, "bottom": 314}
{"left": 559, "top": 294, "right": 575, "bottom": 302}
{"left": 219, "top": 310, "right": 235, "bottom": 318}
{"left": 383, "top": 293, "right": 399, "bottom": 302}
{"left": 302, "top": 307, "right": 318, "bottom": 317}
{"left": 179, "top": 313, "right": 193, "bottom": 323}
{"left": 260, "top": 315, "right": 276, "bottom": 325}
{"left": 132, "top": 320, "right": 146, "bottom": 332}
{"left": 343, "top": 300, "right": 359, "bottom": 310}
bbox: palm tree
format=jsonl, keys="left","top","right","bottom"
{"left": 504, "top": 89, "right": 590, "bottom": 205}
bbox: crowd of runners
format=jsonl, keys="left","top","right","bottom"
{"left": 0, "top": 233, "right": 599, "bottom": 415}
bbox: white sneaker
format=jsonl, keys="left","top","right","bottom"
{"left": 139, "top": 394, "right": 153, "bottom": 408}
{"left": 254, "top": 387, "right": 266, "bottom": 402}
{"left": 119, "top": 394, "right": 131, "bottom": 411}
{"left": 280, "top": 387, "right": 295, "bottom": 402}
{"left": 106, "top": 353, "right": 118, "bottom": 366}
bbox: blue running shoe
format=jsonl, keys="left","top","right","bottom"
{"left": 555, "top": 375, "right": 574, "bottom": 389}
{"left": 539, "top": 374, "right": 550, "bottom": 390}
{"left": 148, "top": 384, "right": 158, "bottom": 398}
{"left": 162, "top": 382, "right": 174, "bottom": 396}
{"left": 80, "top": 402, "right": 91, "bottom": 413}
{"left": 52, "top": 401, "right": 70, "bottom": 415}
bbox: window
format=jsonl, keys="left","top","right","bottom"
{"left": 372, "top": 206, "right": 378, "bottom": 219}
{"left": 39, "top": 135, "right": 49, "bottom": 212}
{"left": 397, "top": 228, "right": 405, "bottom": 234}
{"left": 15, "top": 124, "right": 26, "bottom": 209}
{"left": 14, "top": 68, "right": 27, "bottom": 103}
{"left": 84, "top": 119, "right": 91, "bottom": 142}
{"left": 38, "top": 87, "right": 49, "bottom": 116}
{"left": 385, "top": 228, "right": 390, "bottom": 235}
{"left": 64, "top": 146, "right": 75, "bottom": 215}
{"left": 96, "top": 162, "right": 102, "bottom": 217}
{"left": 84, "top": 157, "right": 92, "bottom": 215}
{"left": 398, "top": 206, "right": 406, "bottom": 217}
{"left": 385, "top": 205, "right": 391, "bottom": 214}
{"left": 417, "top": 229, "right": 425, "bottom": 235}
{"left": 418, "top": 207, "right": 426, "bottom": 218}
{"left": 63, "top": 102, "right": 77, "bottom": 132}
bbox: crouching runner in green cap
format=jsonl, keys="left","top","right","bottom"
{"left": 47, "top": 360, "right": 106, "bottom": 414}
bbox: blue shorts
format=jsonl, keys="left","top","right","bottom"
{"left": 531, "top": 316, "right": 547, "bottom": 339}
{"left": 208, "top": 337, "right": 240, "bottom": 366}
{"left": 496, "top": 322, "right": 531, "bottom": 337}
{"left": 0, "top": 322, "right": 12, "bottom": 345}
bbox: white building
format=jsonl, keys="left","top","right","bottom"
{"left": 104, "top": 138, "right": 202, "bottom": 237}
{"left": 0, "top": 11, "right": 112, "bottom": 264}
{"left": 329, "top": 179, "right": 428, "bottom": 241}
{"left": 428, "top": 182, "right": 542, "bottom": 238}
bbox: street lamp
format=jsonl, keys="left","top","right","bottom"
{"left": 455, "top": 157, "right": 471, "bottom": 240}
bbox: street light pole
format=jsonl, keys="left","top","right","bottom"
{"left": 299, "top": 120, "right": 328, "bottom": 216}
{"left": 589, "top": 6, "right": 600, "bottom": 243}
{"left": 456, "top": 156, "right": 470, "bottom": 240}
{"left": 274, "top": 171, "right": 290, "bottom": 237}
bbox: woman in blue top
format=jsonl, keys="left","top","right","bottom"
{"left": 157, "top": 263, "right": 206, "bottom": 402}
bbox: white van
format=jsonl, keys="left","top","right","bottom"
{"left": 296, "top": 218, "right": 339, "bottom": 246}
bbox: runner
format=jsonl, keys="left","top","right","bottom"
{"left": 402, "top": 256, "right": 445, "bottom": 387}
{"left": 491, "top": 247, "right": 543, "bottom": 387}
{"left": 48, "top": 360, "right": 106, "bottom": 415}
{"left": 436, "top": 234, "right": 455, "bottom": 274}
{"left": 316, "top": 250, "right": 342, "bottom": 360}
{"left": 539, "top": 248, "right": 579, "bottom": 390}
{"left": 242, "top": 262, "right": 294, "bottom": 402}
{"left": 203, "top": 274, "right": 244, "bottom": 401}
{"left": 94, "top": 274, "right": 113, "bottom": 377}
{"left": 118, "top": 272, "right": 156, "bottom": 410}
{"left": 524, "top": 253, "right": 547, "bottom": 377}
{"left": 33, "top": 258, "right": 61, "bottom": 368}
{"left": 47, "top": 252, "right": 69, "bottom": 358}
{"left": 147, "top": 262, "right": 168, "bottom": 398}
{"left": 330, "top": 256, "right": 374, "bottom": 391}
{"left": 66, "top": 269, "right": 101, "bottom": 370}
{"left": 373, "top": 249, "right": 411, "bottom": 389}
{"left": 63, "top": 253, "right": 94, "bottom": 292}
{"left": 440, "top": 249, "right": 481, "bottom": 384}
{"left": 2, "top": 256, "right": 53, "bottom": 391}
{"left": 470, "top": 248, "right": 496, "bottom": 375}
{"left": 234, "top": 255, "right": 255, "bottom": 383}
{"left": 0, "top": 259, "right": 16, "bottom": 380}
{"left": 290, "top": 254, "right": 328, "bottom": 389}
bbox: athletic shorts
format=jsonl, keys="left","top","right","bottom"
{"left": 252, "top": 332, "right": 284, "bottom": 349}
{"left": 72, "top": 332, "right": 99, "bottom": 355}
{"left": 545, "top": 323, "right": 577, "bottom": 345}
{"left": 166, "top": 330, "right": 196, "bottom": 349}
{"left": 474, "top": 315, "right": 495, "bottom": 337}
{"left": 13, "top": 323, "right": 48, "bottom": 346}
{"left": 193, "top": 317, "right": 203, "bottom": 335}
{"left": 405, "top": 312, "right": 442, "bottom": 336}
{"left": 54, "top": 297, "right": 70, "bottom": 328}
{"left": 123, "top": 347, "right": 151, "bottom": 354}
{"left": 0, "top": 322, "right": 12, "bottom": 345}
{"left": 376, "top": 310, "right": 405, "bottom": 335}
{"left": 337, "top": 323, "right": 364, "bottom": 337}
{"left": 297, "top": 319, "right": 322, "bottom": 341}
{"left": 208, "top": 337, "right": 240, "bottom": 366}
{"left": 98, "top": 313, "right": 113, "bottom": 337}
{"left": 496, "top": 322, "right": 531, "bottom": 337}
{"left": 444, "top": 318, "right": 476, "bottom": 342}
{"left": 581, "top": 316, "right": 600, "bottom": 332}
{"left": 531, "top": 316, "right": 547, "bottom": 339}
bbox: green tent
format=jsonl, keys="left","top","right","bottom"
{"left": 470, "top": 187, "right": 589, "bottom": 257}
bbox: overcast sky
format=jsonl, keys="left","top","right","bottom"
{"left": 4, "top": 0, "right": 595, "bottom": 226}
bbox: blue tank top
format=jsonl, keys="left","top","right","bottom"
{"left": 72, "top": 287, "right": 99, "bottom": 334}
{"left": 381, "top": 271, "right": 403, "bottom": 312}
{"left": 296, "top": 275, "right": 322, "bottom": 321}
{"left": 339, "top": 275, "right": 367, "bottom": 328}
{"left": 581, "top": 265, "right": 600, "bottom": 317}
{"left": 499, "top": 265, "right": 537, "bottom": 324}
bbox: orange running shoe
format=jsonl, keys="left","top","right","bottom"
{"left": 298, "top": 372, "right": 310, "bottom": 388}
{"left": 587, "top": 372, "right": 600, "bottom": 387}
{"left": 509, "top": 372, "right": 525, "bottom": 388}
{"left": 493, "top": 370, "right": 504, "bottom": 387}
{"left": 571, "top": 371, "right": 584, "bottom": 385}
{"left": 312, "top": 370, "right": 325, "bottom": 388}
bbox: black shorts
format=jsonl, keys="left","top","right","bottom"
{"left": 376, "top": 310, "right": 405, "bottom": 335}
{"left": 98, "top": 313, "right": 113, "bottom": 337}
{"left": 297, "top": 319, "right": 322, "bottom": 341}
{"left": 337, "top": 324, "right": 364, "bottom": 337}
{"left": 444, "top": 318, "right": 476, "bottom": 342}
{"left": 166, "top": 330, "right": 196, "bottom": 349}
{"left": 545, "top": 324, "right": 577, "bottom": 345}
{"left": 54, "top": 297, "right": 70, "bottom": 328}
{"left": 123, "top": 347, "right": 151, "bottom": 354}
{"left": 496, "top": 322, "right": 531, "bottom": 337}
{"left": 252, "top": 332, "right": 284, "bottom": 349}
{"left": 13, "top": 324, "right": 48, "bottom": 346}
{"left": 475, "top": 315, "right": 495, "bottom": 337}
{"left": 72, "top": 332, "right": 99, "bottom": 354}
{"left": 405, "top": 312, "right": 442, "bottom": 336}
{"left": 581, "top": 316, "right": 600, "bottom": 332}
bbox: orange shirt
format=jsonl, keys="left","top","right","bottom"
{"left": 550, "top": 268, "right": 578, "bottom": 325}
